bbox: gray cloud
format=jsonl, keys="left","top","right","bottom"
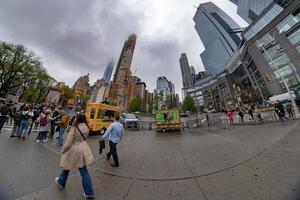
{"left": 0, "top": 0, "right": 246, "bottom": 96}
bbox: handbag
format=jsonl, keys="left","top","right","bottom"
{"left": 76, "top": 127, "right": 94, "bottom": 166}
{"left": 99, "top": 139, "right": 105, "bottom": 154}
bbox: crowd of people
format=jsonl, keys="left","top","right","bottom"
{"left": 0, "top": 100, "right": 73, "bottom": 146}
{"left": 0, "top": 99, "right": 125, "bottom": 199}
{"left": 222, "top": 101, "right": 296, "bottom": 125}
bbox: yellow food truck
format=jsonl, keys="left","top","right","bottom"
{"left": 85, "top": 102, "right": 121, "bottom": 135}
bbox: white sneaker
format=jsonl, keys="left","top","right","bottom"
{"left": 36, "top": 140, "right": 40, "bottom": 143}
{"left": 55, "top": 177, "right": 64, "bottom": 190}
{"left": 83, "top": 192, "right": 95, "bottom": 199}
{"left": 43, "top": 139, "right": 47, "bottom": 142}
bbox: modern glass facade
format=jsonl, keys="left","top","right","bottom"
{"left": 194, "top": 2, "right": 241, "bottom": 77}
{"left": 243, "top": 0, "right": 295, "bottom": 40}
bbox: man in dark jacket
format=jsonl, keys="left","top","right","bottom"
{"left": 0, "top": 101, "right": 12, "bottom": 133}
{"left": 275, "top": 100, "right": 289, "bottom": 124}
{"left": 48, "top": 108, "right": 60, "bottom": 138}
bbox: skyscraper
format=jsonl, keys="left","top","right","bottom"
{"left": 110, "top": 34, "right": 137, "bottom": 111}
{"left": 194, "top": 2, "right": 241, "bottom": 76}
{"left": 103, "top": 61, "right": 114, "bottom": 86}
{"left": 179, "top": 53, "right": 193, "bottom": 88}
{"left": 72, "top": 73, "right": 90, "bottom": 95}
{"left": 190, "top": 66, "right": 196, "bottom": 87}
{"left": 230, "top": 0, "right": 273, "bottom": 23}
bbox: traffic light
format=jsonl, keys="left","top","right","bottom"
{"left": 265, "top": 74, "right": 272, "bottom": 81}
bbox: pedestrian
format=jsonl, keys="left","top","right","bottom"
{"left": 48, "top": 108, "right": 60, "bottom": 138}
{"left": 286, "top": 104, "right": 294, "bottom": 119}
{"left": 55, "top": 113, "right": 95, "bottom": 199}
{"left": 34, "top": 115, "right": 40, "bottom": 130}
{"left": 57, "top": 110, "right": 70, "bottom": 146}
{"left": 275, "top": 100, "right": 289, "bottom": 124}
{"left": 18, "top": 106, "right": 34, "bottom": 140}
{"left": 248, "top": 106, "right": 255, "bottom": 121}
{"left": 238, "top": 109, "right": 244, "bottom": 123}
{"left": 10, "top": 105, "right": 22, "bottom": 138}
{"left": 36, "top": 110, "right": 52, "bottom": 142}
{"left": 255, "top": 107, "right": 264, "bottom": 124}
{"left": 100, "top": 114, "right": 124, "bottom": 167}
{"left": 0, "top": 100, "right": 12, "bottom": 134}
{"left": 27, "top": 107, "right": 39, "bottom": 135}
{"left": 226, "top": 108, "right": 234, "bottom": 125}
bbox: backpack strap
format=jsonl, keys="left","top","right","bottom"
{"left": 75, "top": 126, "right": 86, "bottom": 141}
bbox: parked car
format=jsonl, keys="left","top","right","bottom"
{"left": 120, "top": 113, "right": 138, "bottom": 129}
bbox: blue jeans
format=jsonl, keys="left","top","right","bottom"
{"left": 19, "top": 120, "right": 30, "bottom": 137}
{"left": 37, "top": 131, "right": 48, "bottom": 140}
{"left": 58, "top": 127, "right": 66, "bottom": 144}
{"left": 58, "top": 166, "right": 94, "bottom": 196}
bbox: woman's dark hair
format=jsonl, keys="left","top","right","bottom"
{"left": 74, "top": 113, "right": 88, "bottom": 127}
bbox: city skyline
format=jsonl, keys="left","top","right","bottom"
{"left": 0, "top": 0, "right": 247, "bottom": 95}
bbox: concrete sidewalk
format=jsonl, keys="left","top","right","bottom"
{"left": 1, "top": 121, "right": 300, "bottom": 200}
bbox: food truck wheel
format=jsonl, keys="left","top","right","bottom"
{"left": 100, "top": 128, "right": 106, "bottom": 135}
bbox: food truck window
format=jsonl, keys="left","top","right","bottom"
{"left": 90, "top": 108, "right": 96, "bottom": 119}
{"left": 97, "top": 109, "right": 105, "bottom": 119}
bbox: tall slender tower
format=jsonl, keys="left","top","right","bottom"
{"left": 110, "top": 34, "right": 137, "bottom": 111}
{"left": 103, "top": 61, "right": 114, "bottom": 86}
{"left": 180, "top": 53, "right": 193, "bottom": 88}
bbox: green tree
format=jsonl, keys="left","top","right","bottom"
{"left": 59, "top": 85, "right": 75, "bottom": 108}
{"left": 80, "top": 94, "right": 90, "bottom": 109}
{"left": 0, "top": 41, "right": 54, "bottom": 101}
{"left": 182, "top": 96, "right": 196, "bottom": 113}
{"left": 153, "top": 94, "right": 159, "bottom": 111}
{"left": 20, "top": 68, "right": 55, "bottom": 103}
{"left": 128, "top": 97, "right": 142, "bottom": 112}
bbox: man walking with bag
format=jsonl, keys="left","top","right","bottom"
{"left": 101, "top": 115, "right": 124, "bottom": 167}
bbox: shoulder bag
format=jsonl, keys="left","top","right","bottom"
{"left": 76, "top": 126, "right": 94, "bottom": 167}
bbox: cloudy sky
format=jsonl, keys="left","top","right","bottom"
{"left": 0, "top": 0, "right": 247, "bottom": 95}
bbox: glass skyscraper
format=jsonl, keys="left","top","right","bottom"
{"left": 179, "top": 53, "right": 193, "bottom": 88}
{"left": 230, "top": 0, "right": 273, "bottom": 23}
{"left": 103, "top": 61, "right": 114, "bottom": 86}
{"left": 193, "top": 2, "right": 241, "bottom": 77}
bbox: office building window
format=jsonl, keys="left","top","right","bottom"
{"left": 288, "top": 28, "right": 300, "bottom": 53}
{"left": 276, "top": 0, "right": 295, "bottom": 8}
{"left": 248, "top": 9, "right": 258, "bottom": 21}
{"left": 242, "top": 53, "right": 252, "bottom": 67}
{"left": 262, "top": 44, "right": 282, "bottom": 62}
{"left": 247, "top": 62, "right": 258, "bottom": 74}
{"left": 211, "top": 12, "right": 241, "bottom": 46}
{"left": 269, "top": 54, "right": 290, "bottom": 67}
{"left": 244, "top": 4, "right": 284, "bottom": 40}
{"left": 256, "top": 33, "right": 276, "bottom": 49}
{"left": 277, "top": 7, "right": 300, "bottom": 33}
{"left": 273, "top": 65, "right": 293, "bottom": 78}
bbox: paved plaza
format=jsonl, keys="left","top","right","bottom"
{"left": 1, "top": 121, "right": 300, "bottom": 200}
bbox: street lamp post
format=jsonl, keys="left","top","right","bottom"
{"left": 257, "top": 42, "right": 300, "bottom": 119}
